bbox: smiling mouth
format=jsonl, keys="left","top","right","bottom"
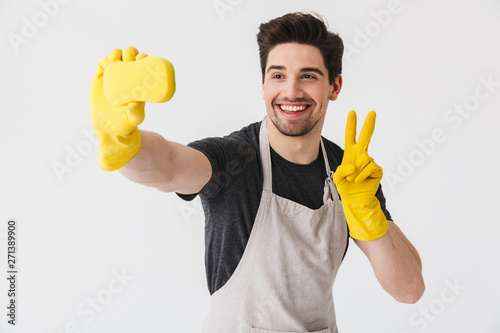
{"left": 276, "top": 104, "right": 312, "bottom": 113}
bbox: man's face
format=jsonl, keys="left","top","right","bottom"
{"left": 262, "top": 42, "right": 341, "bottom": 137}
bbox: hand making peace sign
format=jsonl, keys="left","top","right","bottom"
{"left": 333, "top": 111, "right": 389, "bottom": 241}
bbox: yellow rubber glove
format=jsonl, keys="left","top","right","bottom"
{"left": 332, "top": 111, "right": 389, "bottom": 241}
{"left": 90, "top": 46, "right": 175, "bottom": 171}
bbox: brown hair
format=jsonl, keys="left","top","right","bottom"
{"left": 257, "top": 12, "right": 344, "bottom": 84}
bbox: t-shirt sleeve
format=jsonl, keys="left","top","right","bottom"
{"left": 375, "top": 184, "right": 392, "bottom": 222}
{"left": 176, "top": 135, "right": 257, "bottom": 201}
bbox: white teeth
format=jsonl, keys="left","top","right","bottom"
{"left": 279, "top": 105, "right": 307, "bottom": 112}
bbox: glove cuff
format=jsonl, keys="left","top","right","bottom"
{"left": 341, "top": 199, "right": 390, "bottom": 241}
{"left": 95, "top": 128, "right": 143, "bottom": 171}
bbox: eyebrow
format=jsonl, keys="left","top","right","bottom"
{"left": 266, "top": 65, "right": 325, "bottom": 76}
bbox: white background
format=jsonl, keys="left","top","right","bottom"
{"left": 1, "top": 0, "right": 499, "bottom": 332}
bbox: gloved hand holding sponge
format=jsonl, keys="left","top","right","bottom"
{"left": 333, "top": 111, "right": 390, "bottom": 241}
{"left": 90, "top": 46, "right": 175, "bottom": 171}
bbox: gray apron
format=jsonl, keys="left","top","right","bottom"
{"left": 202, "top": 117, "right": 348, "bottom": 333}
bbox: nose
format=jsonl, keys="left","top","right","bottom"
{"left": 282, "top": 77, "right": 304, "bottom": 100}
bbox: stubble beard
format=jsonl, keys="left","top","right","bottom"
{"left": 268, "top": 99, "right": 323, "bottom": 137}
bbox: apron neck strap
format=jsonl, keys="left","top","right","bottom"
{"left": 320, "top": 138, "right": 340, "bottom": 203}
{"left": 259, "top": 117, "right": 273, "bottom": 192}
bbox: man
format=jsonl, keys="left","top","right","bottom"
{"left": 90, "top": 12, "right": 424, "bottom": 333}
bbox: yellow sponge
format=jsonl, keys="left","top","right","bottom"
{"left": 103, "top": 56, "right": 175, "bottom": 106}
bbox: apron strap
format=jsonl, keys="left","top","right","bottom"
{"left": 320, "top": 138, "right": 340, "bottom": 204}
{"left": 259, "top": 117, "right": 273, "bottom": 192}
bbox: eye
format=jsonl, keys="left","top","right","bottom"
{"left": 302, "top": 74, "right": 317, "bottom": 80}
{"left": 272, "top": 74, "right": 283, "bottom": 79}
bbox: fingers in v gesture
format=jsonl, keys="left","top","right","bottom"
{"left": 335, "top": 110, "right": 382, "bottom": 184}
{"left": 345, "top": 110, "right": 375, "bottom": 155}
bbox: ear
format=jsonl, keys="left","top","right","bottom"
{"left": 328, "top": 74, "right": 343, "bottom": 101}
{"left": 261, "top": 80, "right": 265, "bottom": 100}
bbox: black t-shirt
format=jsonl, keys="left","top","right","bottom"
{"left": 177, "top": 121, "right": 392, "bottom": 295}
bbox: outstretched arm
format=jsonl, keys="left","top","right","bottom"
{"left": 90, "top": 46, "right": 212, "bottom": 194}
{"left": 119, "top": 130, "right": 211, "bottom": 194}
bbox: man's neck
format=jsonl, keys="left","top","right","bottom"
{"left": 266, "top": 119, "right": 324, "bottom": 165}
